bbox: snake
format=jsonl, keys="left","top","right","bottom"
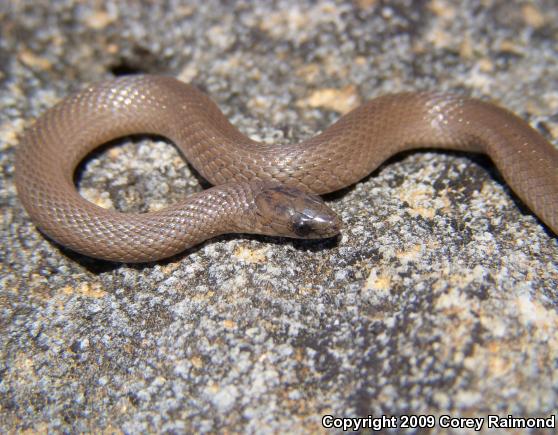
{"left": 15, "top": 75, "right": 558, "bottom": 262}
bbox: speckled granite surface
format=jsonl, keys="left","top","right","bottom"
{"left": 1, "top": 0, "right": 557, "bottom": 433}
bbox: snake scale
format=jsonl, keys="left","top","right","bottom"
{"left": 15, "top": 75, "right": 558, "bottom": 262}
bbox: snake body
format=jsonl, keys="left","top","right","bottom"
{"left": 15, "top": 75, "right": 558, "bottom": 262}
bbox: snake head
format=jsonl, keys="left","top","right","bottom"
{"left": 253, "top": 184, "right": 342, "bottom": 239}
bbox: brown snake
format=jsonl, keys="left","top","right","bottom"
{"left": 15, "top": 75, "right": 558, "bottom": 262}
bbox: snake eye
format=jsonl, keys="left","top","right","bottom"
{"left": 254, "top": 183, "right": 341, "bottom": 239}
{"left": 292, "top": 217, "right": 312, "bottom": 237}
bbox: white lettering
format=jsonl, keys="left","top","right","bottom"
{"left": 439, "top": 415, "right": 450, "bottom": 427}
{"left": 488, "top": 415, "right": 556, "bottom": 429}
{"left": 350, "top": 418, "right": 362, "bottom": 431}
{"left": 439, "top": 415, "right": 483, "bottom": 431}
{"left": 322, "top": 415, "right": 400, "bottom": 431}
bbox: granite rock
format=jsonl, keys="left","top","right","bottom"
{"left": 1, "top": 0, "right": 557, "bottom": 432}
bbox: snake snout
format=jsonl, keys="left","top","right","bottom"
{"left": 290, "top": 203, "right": 342, "bottom": 238}
{"left": 254, "top": 184, "right": 341, "bottom": 239}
